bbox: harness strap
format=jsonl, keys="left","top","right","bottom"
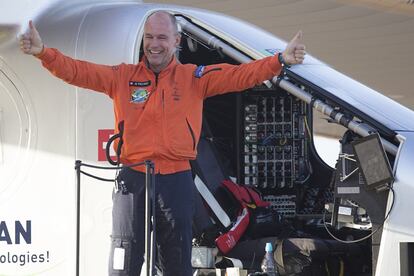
{"left": 106, "top": 120, "right": 124, "bottom": 166}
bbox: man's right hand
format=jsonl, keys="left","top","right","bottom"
{"left": 19, "top": 20, "right": 44, "bottom": 55}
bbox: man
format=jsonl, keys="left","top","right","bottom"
{"left": 20, "top": 11, "right": 305, "bottom": 276}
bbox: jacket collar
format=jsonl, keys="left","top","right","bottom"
{"left": 141, "top": 55, "right": 178, "bottom": 76}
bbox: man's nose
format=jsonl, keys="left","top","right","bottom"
{"left": 149, "top": 38, "right": 161, "bottom": 47}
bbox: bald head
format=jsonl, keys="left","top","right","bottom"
{"left": 143, "top": 11, "right": 181, "bottom": 73}
{"left": 146, "top": 11, "right": 179, "bottom": 35}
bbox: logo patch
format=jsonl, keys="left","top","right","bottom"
{"left": 194, "top": 65, "right": 205, "bottom": 78}
{"left": 130, "top": 89, "right": 150, "bottom": 103}
{"left": 129, "top": 80, "right": 151, "bottom": 87}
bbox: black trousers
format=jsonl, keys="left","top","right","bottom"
{"left": 108, "top": 167, "right": 195, "bottom": 276}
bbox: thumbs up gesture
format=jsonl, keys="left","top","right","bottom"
{"left": 281, "top": 31, "right": 306, "bottom": 66}
{"left": 19, "top": 20, "right": 44, "bottom": 55}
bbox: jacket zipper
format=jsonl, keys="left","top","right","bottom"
{"left": 152, "top": 73, "right": 159, "bottom": 159}
{"left": 162, "top": 89, "right": 165, "bottom": 109}
{"left": 186, "top": 118, "right": 196, "bottom": 151}
{"left": 202, "top": 67, "right": 222, "bottom": 76}
{"left": 154, "top": 73, "right": 159, "bottom": 88}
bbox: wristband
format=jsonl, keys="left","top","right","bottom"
{"left": 34, "top": 44, "right": 45, "bottom": 58}
{"left": 278, "top": 53, "right": 290, "bottom": 68}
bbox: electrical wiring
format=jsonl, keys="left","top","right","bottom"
{"left": 322, "top": 185, "right": 395, "bottom": 244}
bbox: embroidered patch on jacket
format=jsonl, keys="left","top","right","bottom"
{"left": 194, "top": 67, "right": 222, "bottom": 78}
{"left": 129, "top": 80, "right": 151, "bottom": 87}
{"left": 194, "top": 65, "right": 205, "bottom": 78}
{"left": 130, "top": 89, "right": 150, "bottom": 103}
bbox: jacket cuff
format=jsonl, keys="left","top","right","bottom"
{"left": 34, "top": 47, "right": 55, "bottom": 63}
{"left": 270, "top": 54, "right": 283, "bottom": 75}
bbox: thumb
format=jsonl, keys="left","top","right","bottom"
{"left": 29, "top": 20, "right": 36, "bottom": 31}
{"left": 292, "top": 30, "right": 303, "bottom": 43}
{"left": 28, "top": 20, "right": 40, "bottom": 36}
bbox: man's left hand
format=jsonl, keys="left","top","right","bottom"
{"left": 282, "top": 31, "right": 306, "bottom": 65}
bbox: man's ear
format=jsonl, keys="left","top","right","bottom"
{"left": 175, "top": 34, "right": 181, "bottom": 47}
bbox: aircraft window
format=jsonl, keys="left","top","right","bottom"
{"left": 176, "top": 18, "right": 383, "bottom": 276}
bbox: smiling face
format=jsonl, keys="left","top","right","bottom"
{"left": 143, "top": 12, "right": 181, "bottom": 73}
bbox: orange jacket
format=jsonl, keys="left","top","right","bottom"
{"left": 37, "top": 48, "right": 282, "bottom": 173}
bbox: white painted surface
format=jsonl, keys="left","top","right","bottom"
{"left": 313, "top": 135, "right": 340, "bottom": 167}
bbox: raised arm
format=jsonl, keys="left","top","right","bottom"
{"left": 19, "top": 20, "right": 120, "bottom": 97}
{"left": 197, "top": 31, "right": 306, "bottom": 98}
